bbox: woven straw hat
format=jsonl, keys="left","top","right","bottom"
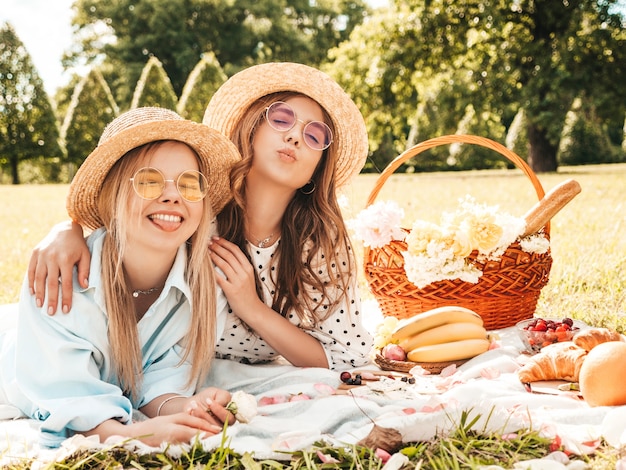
{"left": 202, "top": 62, "right": 368, "bottom": 188}
{"left": 67, "top": 107, "right": 240, "bottom": 230}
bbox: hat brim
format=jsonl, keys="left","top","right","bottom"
{"left": 202, "top": 62, "right": 368, "bottom": 188}
{"left": 67, "top": 120, "right": 240, "bottom": 231}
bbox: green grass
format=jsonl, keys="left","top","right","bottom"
{"left": 2, "top": 164, "right": 625, "bottom": 329}
{"left": 342, "top": 163, "right": 626, "bottom": 331}
{"left": 1, "top": 164, "right": 625, "bottom": 468}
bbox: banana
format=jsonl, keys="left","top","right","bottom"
{"left": 407, "top": 338, "right": 490, "bottom": 363}
{"left": 391, "top": 306, "right": 483, "bottom": 342}
{"left": 399, "top": 322, "right": 487, "bottom": 352}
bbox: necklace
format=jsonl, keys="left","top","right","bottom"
{"left": 255, "top": 233, "right": 274, "bottom": 248}
{"left": 132, "top": 286, "right": 162, "bottom": 298}
{"left": 247, "top": 229, "right": 275, "bottom": 248}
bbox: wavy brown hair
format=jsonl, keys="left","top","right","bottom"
{"left": 97, "top": 141, "right": 217, "bottom": 399}
{"left": 216, "top": 92, "right": 355, "bottom": 326}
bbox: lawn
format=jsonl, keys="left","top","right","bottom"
{"left": 1, "top": 164, "right": 625, "bottom": 332}
{"left": 1, "top": 163, "right": 625, "bottom": 468}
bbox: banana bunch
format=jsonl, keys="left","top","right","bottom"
{"left": 390, "top": 306, "right": 490, "bottom": 362}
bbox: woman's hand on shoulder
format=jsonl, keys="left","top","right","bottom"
{"left": 27, "top": 220, "right": 91, "bottom": 315}
{"left": 208, "top": 237, "right": 262, "bottom": 316}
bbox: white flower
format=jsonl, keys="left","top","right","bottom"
{"left": 520, "top": 234, "right": 550, "bottom": 254}
{"left": 226, "top": 390, "right": 257, "bottom": 423}
{"left": 351, "top": 195, "right": 547, "bottom": 289}
{"left": 348, "top": 200, "right": 405, "bottom": 248}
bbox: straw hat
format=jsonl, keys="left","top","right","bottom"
{"left": 67, "top": 107, "right": 240, "bottom": 230}
{"left": 202, "top": 62, "right": 368, "bottom": 188}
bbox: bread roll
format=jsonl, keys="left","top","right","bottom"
{"left": 573, "top": 327, "right": 623, "bottom": 353}
{"left": 518, "top": 341, "right": 586, "bottom": 383}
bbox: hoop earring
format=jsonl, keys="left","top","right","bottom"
{"left": 299, "top": 180, "right": 316, "bottom": 195}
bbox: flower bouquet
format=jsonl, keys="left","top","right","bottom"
{"left": 353, "top": 135, "right": 554, "bottom": 330}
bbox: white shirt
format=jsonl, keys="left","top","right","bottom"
{"left": 0, "top": 228, "right": 228, "bottom": 447}
{"left": 214, "top": 240, "right": 373, "bottom": 370}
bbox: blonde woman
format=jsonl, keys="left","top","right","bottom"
{"left": 0, "top": 108, "right": 240, "bottom": 447}
{"left": 28, "top": 63, "right": 373, "bottom": 371}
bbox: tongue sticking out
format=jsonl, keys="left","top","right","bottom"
{"left": 149, "top": 214, "right": 182, "bottom": 232}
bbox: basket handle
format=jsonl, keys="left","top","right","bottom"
{"left": 365, "top": 134, "right": 549, "bottom": 235}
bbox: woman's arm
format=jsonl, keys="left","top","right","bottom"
{"left": 208, "top": 237, "right": 329, "bottom": 368}
{"left": 83, "top": 413, "right": 222, "bottom": 446}
{"left": 141, "top": 388, "right": 235, "bottom": 427}
{"left": 27, "top": 220, "right": 91, "bottom": 315}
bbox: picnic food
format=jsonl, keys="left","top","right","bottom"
{"left": 521, "top": 178, "right": 581, "bottom": 238}
{"left": 579, "top": 341, "right": 626, "bottom": 406}
{"left": 407, "top": 338, "right": 491, "bottom": 362}
{"left": 381, "top": 343, "right": 407, "bottom": 361}
{"left": 517, "top": 341, "right": 586, "bottom": 383}
{"left": 573, "top": 327, "right": 623, "bottom": 352}
{"left": 387, "top": 306, "right": 489, "bottom": 363}
{"left": 517, "top": 317, "right": 583, "bottom": 353}
{"left": 390, "top": 306, "right": 483, "bottom": 343}
{"left": 399, "top": 321, "right": 488, "bottom": 352}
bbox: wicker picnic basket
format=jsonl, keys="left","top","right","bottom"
{"left": 363, "top": 135, "right": 553, "bottom": 330}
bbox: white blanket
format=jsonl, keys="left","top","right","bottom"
{"left": 2, "top": 301, "right": 626, "bottom": 467}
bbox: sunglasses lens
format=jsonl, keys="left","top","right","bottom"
{"left": 177, "top": 170, "right": 208, "bottom": 202}
{"left": 266, "top": 101, "right": 333, "bottom": 151}
{"left": 304, "top": 121, "right": 333, "bottom": 151}
{"left": 266, "top": 102, "right": 295, "bottom": 131}
{"left": 132, "top": 168, "right": 164, "bottom": 199}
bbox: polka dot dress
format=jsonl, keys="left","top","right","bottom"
{"left": 215, "top": 239, "right": 373, "bottom": 370}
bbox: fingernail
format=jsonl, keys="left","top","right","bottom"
{"left": 62, "top": 304, "right": 69, "bottom": 314}
{"left": 29, "top": 287, "right": 34, "bottom": 296}
{"left": 205, "top": 397, "right": 213, "bottom": 406}
{"left": 36, "top": 298, "right": 42, "bottom": 308}
{"left": 47, "top": 306, "right": 54, "bottom": 315}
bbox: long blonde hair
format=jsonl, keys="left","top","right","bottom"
{"left": 217, "top": 92, "right": 355, "bottom": 326}
{"left": 97, "top": 141, "right": 216, "bottom": 399}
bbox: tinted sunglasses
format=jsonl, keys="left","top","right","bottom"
{"left": 264, "top": 101, "right": 333, "bottom": 151}
{"left": 130, "top": 167, "right": 209, "bottom": 202}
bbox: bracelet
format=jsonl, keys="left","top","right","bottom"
{"left": 156, "top": 395, "right": 186, "bottom": 416}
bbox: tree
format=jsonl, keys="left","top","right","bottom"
{"left": 0, "top": 22, "right": 62, "bottom": 184}
{"left": 65, "top": 0, "right": 369, "bottom": 108}
{"left": 177, "top": 52, "right": 227, "bottom": 123}
{"left": 61, "top": 67, "right": 118, "bottom": 171}
{"left": 130, "top": 56, "right": 178, "bottom": 110}
{"left": 327, "top": 0, "right": 626, "bottom": 173}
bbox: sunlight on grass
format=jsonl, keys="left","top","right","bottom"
{"left": 1, "top": 165, "right": 625, "bottom": 331}
{"left": 1, "top": 166, "right": 625, "bottom": 468}
{"left": 0, "top": 185, "right": 70, "bottom": 304}
{"left": 341, "top": 163, "right": 626, "bottom": 330}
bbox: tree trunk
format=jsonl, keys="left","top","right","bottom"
{"left": 11, "top": 159, "right": 20, "bottom": 185}
{"left": 526, "top": 123, "right": 558, "bottom": 173}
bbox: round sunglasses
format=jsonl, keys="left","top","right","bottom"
{"left": 264, "top": 101, "right": 333, "bottom": 151}
{"left": 130, "top": 167, "right": 209, "bottom": 202}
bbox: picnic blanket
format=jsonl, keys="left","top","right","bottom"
{"left": 2, "top": 300, "right": 626, "bottom": 468}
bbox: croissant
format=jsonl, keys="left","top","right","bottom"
{"left": 517, "top": 341, "right": 587, "bottom": 383}
{"left": 573, "top": 327, "right": 623, "bottom": 352}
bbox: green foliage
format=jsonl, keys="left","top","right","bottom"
{"left": 177, "top": 52, "right": 227, "bottom": 123}
{"left": 67, "top": 0, "right": 368, "bottom": 108}
{"left": 3, "top": 408, "right": 623, "bottom": 468}
{"left": 505, "top": 109, "right": 530, "bottom": 161}
{"left": 558, "top": 97, "right": 625, "bottom": 166}
{"left": 61, "top": 68, "right": 119, "bottom": 171}
{"left": 0, "top": 22, "right": 63, "bottom": 184}
{"left": 130, "top": 56, "right": 178, "bottom": 110}
{"left": 327, "top": 0, "right": 626, "bottom": 173}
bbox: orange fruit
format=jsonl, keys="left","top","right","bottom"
{"left": 579, "top": 341, "right": 626, "bottom": 407}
